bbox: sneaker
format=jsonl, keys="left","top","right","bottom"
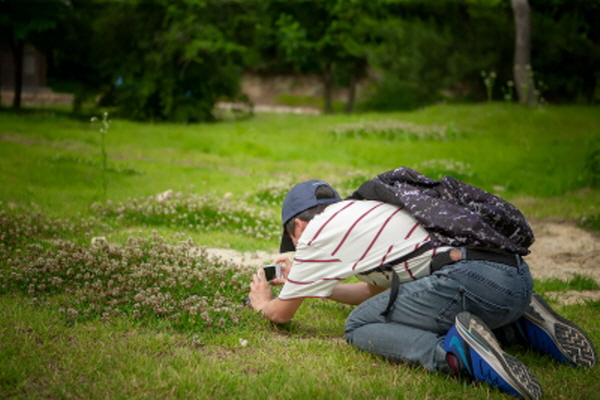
{"left": 444, "top": 311, "right": 542, "bottom": 399}
{"left": 520, "top": 293, "right": 597, "bottom": 368}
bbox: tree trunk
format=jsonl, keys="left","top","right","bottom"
{"left": 344, "top": 60, "right": 361, "bottom": 114}
{"left": 8, "top": 38, "right": 25, "bottom": 109}
{"left": 345, "top": 58, "right": 367, "bottom": 113}
{"left": 11, "top": 39, "right": 25, "bottom": 109}
{"left": 511, "top": 0, "right": 536, "bottom": 107}
{"left": 344, "top": 73, "right": 356, "bottom": 114}
{"left": 322, "top": 61, "right": 334, "bottom": 114}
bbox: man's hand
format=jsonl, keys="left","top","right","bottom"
{"left": 268, "top": 256, "right": 292, "bottom": 286}
{"left": 248, "top": 264, "right": 303, "bottom": 324}
{"left": 249, "top": 267, "right": 273, "bottom": 311}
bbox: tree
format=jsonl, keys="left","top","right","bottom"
{"left": 91, "top": 0, "right": 263, "bottom": 122}
{"left": 327, "top": 1, "right": 376, "bottom": 113}
{"left": 0, "top": 0, "right": 68, "bottom": 109}
{"left": 528, "top": 0, "right": 600, "bottom": 104}
{"left": 512, "top": 0, "right": 537, "bottom": 106}
{"left": 270, "top": 0, "right": 373, "bottom": 114}
{"left": 363, "top": 1, "right": 515, "bottom": 109}
{"left": 273, "top": 5, "right": 338, "bottom": 113}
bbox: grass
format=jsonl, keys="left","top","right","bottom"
{"left": 1, "top": 102, "right": 600, "bottom": 398}
{"left": 534, "top": 275, "right": 600, "bottom": 294}
{"left": 2, "top": 103, "right": 599, "bottom": 218}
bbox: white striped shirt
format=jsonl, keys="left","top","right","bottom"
{"left": 278, "top": 200, "right": 448, "bottom": 300}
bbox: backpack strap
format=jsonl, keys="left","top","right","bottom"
{"left": 375, "top": 242, "right": 434, "bottom": 316}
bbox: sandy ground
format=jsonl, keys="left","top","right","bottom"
{"left": 204, "top": 220, "right": 600, "bottom": 305}
{"left": 526, "top": 220, "right": 600, "bottom": 304}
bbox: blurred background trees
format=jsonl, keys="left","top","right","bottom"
{"left": 1, "top": 0, "right": 598, "bottom": 121}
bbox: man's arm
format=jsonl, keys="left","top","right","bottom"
{"left": 249, "top": 267, "right": 303, "bottom": 324}
{"left": 328, "top": 282, "right": 388, "bottom": 305}
{"left": 258, "top": 297, "right": 303, "bottom": 324}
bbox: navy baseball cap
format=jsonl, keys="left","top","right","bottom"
{"left": 280, "top": 180, "right": 340, "bottom": 253}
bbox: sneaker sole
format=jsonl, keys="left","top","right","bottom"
{"left": 456, "top": 312, "right": 543, "bottom": 400}
{"left": 524, "top": 293, "right": 597, "bottom": 368}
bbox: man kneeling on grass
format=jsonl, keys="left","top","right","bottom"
{"left": 247, "top": 167, "right": 596, "bottom": 399}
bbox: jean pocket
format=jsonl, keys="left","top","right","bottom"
{"left": 434, "top": 287, "right": 514, "bottom": 331}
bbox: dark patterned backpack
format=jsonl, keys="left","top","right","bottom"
{"left": 349, "top": 166, "right": 534, "bottom": 255}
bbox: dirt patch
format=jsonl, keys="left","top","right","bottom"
{"left": 203, "top": 248, "right": 278, "bottom": 273}
{"left": 204, "top": 220, "right": 600, "bottom": 305}
{"left": 0, "top": 132, "right": 42, "bottom": 146}
{"left": 526, "top": 220, "right": 600, "bottom": 304}
{"left": 526, "top": 221, "right": 600, "bottom": 283}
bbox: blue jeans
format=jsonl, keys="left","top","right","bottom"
{"left": 344, "top": 249, "right": 534, "bottom": 372}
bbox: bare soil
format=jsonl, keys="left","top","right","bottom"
{"left": 204, "top": 220, "right": 600, "bottom": 305}
{"left": 525, "top": 220, "right": 600, "bottom": 304}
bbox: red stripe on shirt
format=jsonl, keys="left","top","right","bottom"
{"left": 403, "top": 243, "right": 423, "bottom": 280}
{"left": 404, "top": 222, "right": 420, "bottom": 239}
{"left": 307, "top": 202, "right": 355, "bottom": 246}
{"left": 332, "top": 202, "right": 385, "bottom": 256}
{"left": 293, "top": 257, "right": 342, "bottom": 264}
{"left": 352, "top": 208, "right": 403, "bottom": 270}
{"left": 287, "top": 276, "right": 345, "bottom": 285}
{"left": 289, "top": 257, "right": 345, "bottom": 284}
{"left": 380, "top": 245, "right": 394, "bottom": 265}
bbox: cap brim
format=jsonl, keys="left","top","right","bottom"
{"left": 279, "top": 231, "right": 295, "bottom": 253}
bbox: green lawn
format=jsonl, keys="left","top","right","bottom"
{"left": 1, "top": 103, "right": 599, "bottom": 399}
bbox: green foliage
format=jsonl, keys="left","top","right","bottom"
{"left": 481, "top": 70, "right": 497, "bottom": 102}
{"left": 243, "top": 180, "right": 292, "bottom": 209}
{"left": 362, "top": 2, "right": 513, "bottom": 110}
{"left": 5, "top": 0, "right": 599, "bottom": 119}
{"left": 0, "top": 209, "right": 253, "bottom": 333}
{"left": 414, "top": 159, "right": 475, "bottom": 181}
{"left": 535, "top": 275, "right": 600, "bottom": 293}
{"left": 0, "top": 0, "right": 66, "bottom": 39}
{"left": 362, "top": 18, "right": 451, "bottom": 110}
{"left": 90, "top": 0, "right": 263, "bottom": 122}
{"left": 0, "top": 0, "right": 73, "bottom": 108}
{"left": 329, "top": 120, "right": 462, "bottom": 142}
{"left": 2, "top": 246, "right": 600, "bottom": 399}
{"left": 584, "top": 147, "right": 600, "bottom": 189}
{"left": 530, "top": 0, "right": 600, "bottom": 104}
{"left": 90, "top": 112, "right": 111, "bottom": 201}
{"left": 1, "top": 105, "right": 600, "bottom": 399}
{"left": 337, "top": 171, "right": 376, "bottom": 196}
{"left": 0, "top": 208, "right": 103, "bottom": 249}
{"left": 1, "top": 103, "right": 599, "bottom": 227}
{"left": 581, "top": 214, "right": 600, "bottom": 232}
{"left": 275, "top": 94, "right": 346, "bottom": 113}
{"left": 91, "top": 191, "right": 278, "bottom": 242}
{"left": 268, "top": 0, "right": 375, "bottom": 113}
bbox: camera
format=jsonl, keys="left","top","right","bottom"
{"left": 263, "top": 264, "right": 282, "bottom": 282}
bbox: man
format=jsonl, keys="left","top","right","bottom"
{"left": 248, "top": 170, "right": 596, "bottom": 399}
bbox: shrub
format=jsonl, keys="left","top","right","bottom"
{"left": 0, "top": 209, "right": 254, "bottom": 333}
{"left": 91, "top": 191, "right": 279, "bottom": 242}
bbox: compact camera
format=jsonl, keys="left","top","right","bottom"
{"left": 263, "top": 264, "right": 282, "bottom": 282}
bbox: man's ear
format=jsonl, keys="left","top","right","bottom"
{"left": 292, "top": 218, "right": 310, "bottom": 241}
{"left": 294, "top": 218, "right": 309, "bottom": 232}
